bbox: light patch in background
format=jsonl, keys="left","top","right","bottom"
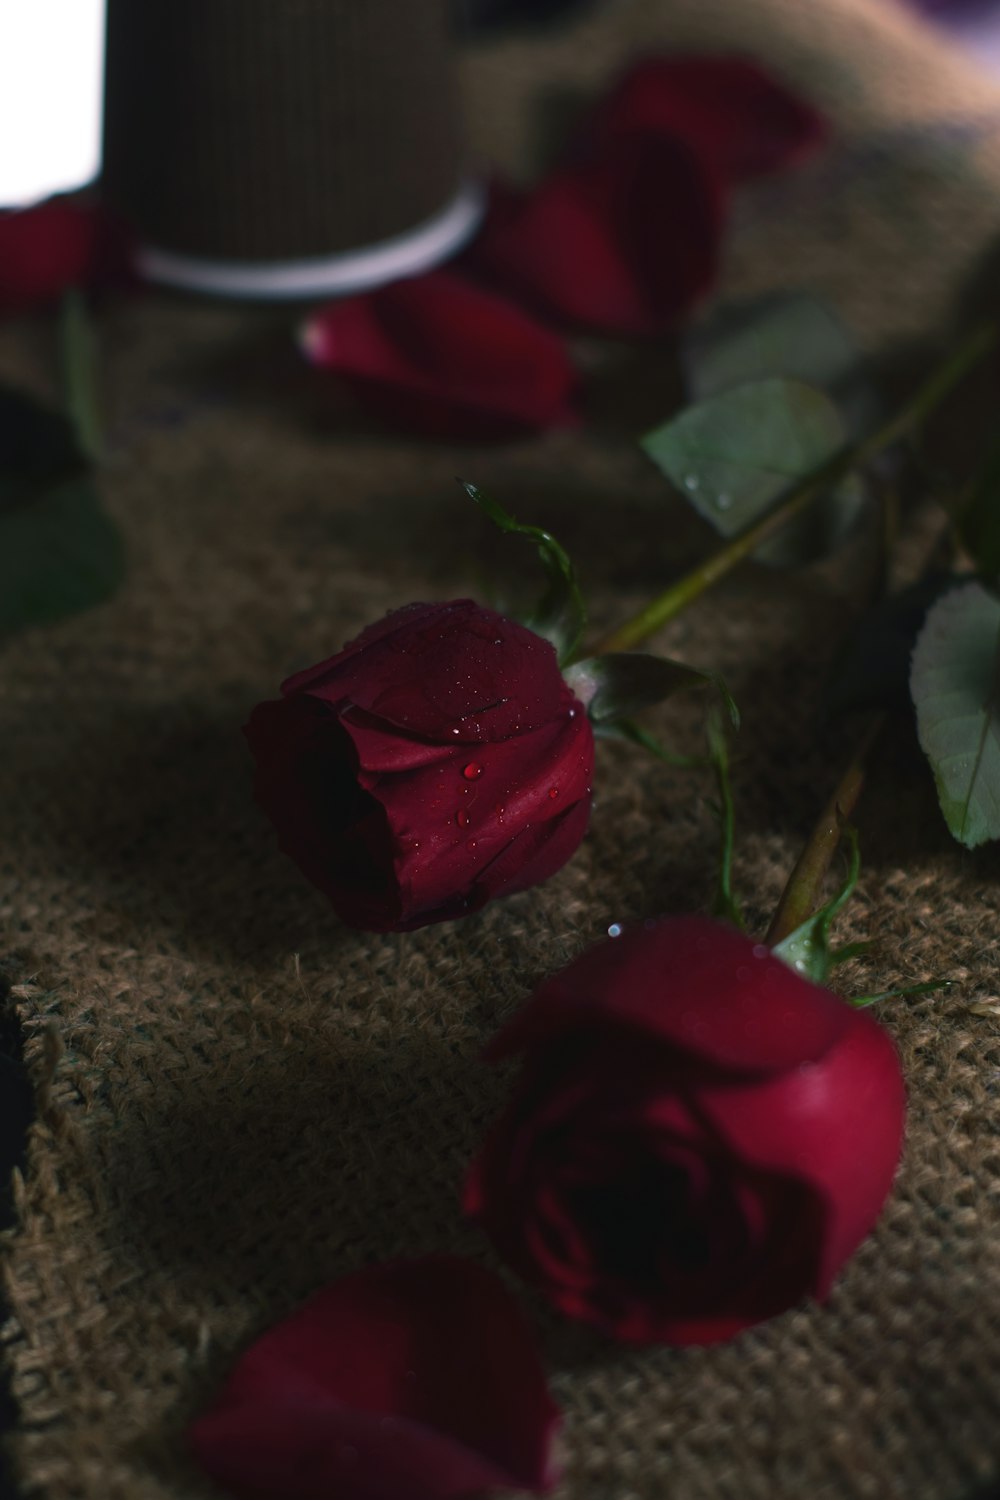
{"left": 0, "top": 0, "right": 106, "bottom": 208}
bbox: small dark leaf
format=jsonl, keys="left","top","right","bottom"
{"left": 771, "top": 827, "right": 861, "bottom": 987}
{"left": 957, "top": 434, "right": 1000, "bottom": 580}
{"left": 682, "top": 291, "right": 878, "bottom": 438}
{"left": 827, "top": 572, "right": 961, "bottom": 717}
{"left": 0, "top": 478, "right": 124, "bottom": 637}
{"left": 911, "top": 581, "right": 1000, "bottom": 848}
{"left": 461, "top": 481, "right": 585, "bottom": 664}
{"left": 565, "top": 652, "right": 738, "bottom": 727}
{"left": 641, "top": 377, "right": 861, "bottom": 567}
{"left": 0, "top": 383, "right": 86, "bottom": 511}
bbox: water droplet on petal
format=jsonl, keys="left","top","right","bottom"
{"left": 451, "top": 728, "right": 461, "bottom": 736}
{"left": 466, "top": 839, "right": 478, "bottom": 851}
{"left": 456, "top": 809, "right": 470, "bottom": 829}
{"left": 753, "top": 944, "right": 769, "bottom": 959}
{"left": 496, "top": 807, "right": 505, "bottom": 824}
{"left": 463, "top": 762, "right": 482, "bottom": 780}
{"left": 608, "top": 923, "right": 622, "bottom": 938}
{"left": 684, "top": 474, "right": 700, "bottom": 491}
{"left": 548, "top": 786, "right": 559, "bottom": 799}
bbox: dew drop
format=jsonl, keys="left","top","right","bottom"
{"left": 794, "top": 959, "right": 807, "bottom": 973}
{"left": 684, "top": 474, "right": 700, "bottom": 491}
{"left": 752, "top": 944, "right": 769, "bottom": 959}
{"left": 496, "top": 807, "right": 505, "bottom": 824}
{"left": 451, "top": 728, "right": 461, "bottom": 736}
{"left": 463, "top": 762, "right": 482, "bottom": 780}
{"left": 716, "top": 492, "right": 733, "bottom": 511}
{"left": 466, "top": 839, "right": 478, "bottom": 851}
{"left": 608, "top": 922, "right": 623, "bottom": 938}
{"left": 456, "top": 808, "right": 470, "bottom": 829}
{"left": 548, "top": 786, "right": 559, "bottom": 799}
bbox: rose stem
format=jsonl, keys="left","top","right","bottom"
{"left": 763, "top": 714, "right": 882, "bottom": 947}
{"left": 588, "top": 323, "right": 995, "bottom": 657}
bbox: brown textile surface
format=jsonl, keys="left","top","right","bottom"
{"left": 3, "top": 1, "right": 1000, "bottom": 1496}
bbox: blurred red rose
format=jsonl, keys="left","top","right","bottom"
{"left": 190, "top": 1256, "right": 562, "bottom": 1500}
{"left": 299, "top": 269, "right": 579, "bottom": 439}
{"left": 245, "top": 600, "right": 594, "bottom": 931}
{"left": 592, "top": 56, "right": 828, "bottom": 185}
{"left": 467, "top": 55, "right": 826, "bottom": 336}
{"left": 467, "top": 138, "right": 724, "bottom": 337}
{"left": 466, "top": 915, "right": 905, "bottom": 1345}
{"left": 0, "top": 195, "right": 131, "bottom": 315}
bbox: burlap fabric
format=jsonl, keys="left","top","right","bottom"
{"left": 2, "top": 0, "right": 1000, "bottom": 1496}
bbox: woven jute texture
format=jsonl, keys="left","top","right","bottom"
{"left": 2, "top": 1, "right": 1000, "bottom": 1496}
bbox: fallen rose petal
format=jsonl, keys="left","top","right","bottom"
{"left": 593, "top": 57, "right": 828, "bottom": 185}
{"left": 0, "top": 195, "right": 132, "bottom": 314}
{"left": 190, "top": 1256, "right": 561, "bottom": 1500}
{"left": 468, "top": 136, "right": 724, "bottom": 337}
{"left": 300, "top": 270, "right": 579, "bottom": 438}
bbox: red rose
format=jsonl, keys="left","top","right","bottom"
{"left": 467, "top": 138, "right": 724, "bottom": 337}
{"left": 299, "top": 269, "right": 580, "bottom": 438}
{"left": 0, "top": 195, "right": 132, "bottom": 314}
{"left": 466, "top": 915, "right": 905, "bottom": 1345}
{"left": 467, "top": 56, "right": 825, "bottom": 338}
{"left": 189, "top": 1256, "right": 562, "bottom": 1500}
{"left": 245, "top": 601, "right": 595, "bottom": 932}
{"left": 592, "top": 56, "right": 828, "bottom": 185}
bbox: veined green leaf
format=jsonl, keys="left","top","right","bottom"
{"left": 641, "top": 377, "right": 863, "bottom": 567}
{"left": 911, "top": 581, "right": 1000, "bottom": 848}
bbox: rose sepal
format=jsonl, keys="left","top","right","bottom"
{"left": 461, "top": 480, "right": 586, "bottom": 664}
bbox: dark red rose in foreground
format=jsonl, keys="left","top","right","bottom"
{"left": 0, "top": 195, "right": 131, "bottom": 314}
{"left": 466, "top": 916, "right": 905, "bottom": 1345}
{"left": 299, "top": 269, "right": 579, "bottom": 438}
{"left": 467, "top": 54, "right": 825, "bottom": 337}
{"left": 245, "top": 601, "right": 595, "bottom": 931}
{"left": 190, "top": 1256, "right": 562, "bottom": 1500}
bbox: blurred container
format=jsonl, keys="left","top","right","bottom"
{"left": 101, "top": 0, "right": 481, "bottom": 298}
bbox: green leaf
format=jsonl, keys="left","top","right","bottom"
{"left": 594, "top": 718, "right": 708, "bottom": 770}
{"left": 682, "top": 292, "right": 878, "bottom": 438}
{"left": 60, "top": 291, "right": 102, "bottom": 462}
{"left": 564, "top": 652, "right": 738, "bottom": 728}
{"left": 641, "top": 377, "right": 863, "bottom": 567}
{"left": 0, "top": 383, "right": 87, "bottom": 511}
{"left": 461, "top": 481, "right": 585, "bottom": 664}
{"left": 771, "top": 826, "right": 861, "bottom": 987}
{"left": 0, "top": 477, "right": 125, "bottom": 636}
{"left": 911, "top": 581, "right": 1000, "bottom": 848}
{"left": 957, "top": 435, "right": 1000, "bottom": 581}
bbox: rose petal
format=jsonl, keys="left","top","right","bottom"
{"left": 593, "top": 57, "right": 828, "bottom": 185}
{"left": 300, "top": 270, "right": 579, "bottom": 438}
{"left": 693, "top": 1011, "right": 905, "bottom": 1298}
{"left": 468, "top": 135, "right": 724, "bottom": 337}
{"left": 190, "top": 1256, "right": 561, "bottom": 1500}
{"left": 486, "top": 916, "right": 852, "bottom": 1075}
{"left": 283, "top": 601, "right": 571, "bottom": 745}
{"left": 0, "top": 195, "right": 133, "bottom": 314}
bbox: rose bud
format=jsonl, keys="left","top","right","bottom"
{"left": 245, "top": 600, "right": 595, "bottom": 932}
{"left": 466, "top": 915, "right": 906, "bottom": 1345}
